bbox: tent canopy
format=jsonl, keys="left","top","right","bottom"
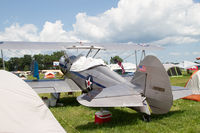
{"left": 178, "top": 61, "right": 198, "bottom": 69}
{"left": 0, "top": 70, "right": 66, "bottom": 133}
{"left": 163, "top": 64, "right": 182, "bottom": 77}
{"left": 185, "top": 70, "right": 200, "bottom": 94}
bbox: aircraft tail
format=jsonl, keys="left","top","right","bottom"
{"left": 131, "top": 55, "right": 173, "bottom": 114}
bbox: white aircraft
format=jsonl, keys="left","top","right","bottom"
{"left": 0, "top": 41, "right": 191, "bottom": 121}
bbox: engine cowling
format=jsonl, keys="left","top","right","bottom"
{"left": 59, "top": 55, "right": 72, "bottom": 74}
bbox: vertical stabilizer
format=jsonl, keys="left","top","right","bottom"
{"left": 131, "top": 55, "right": 173, "bottom": 114}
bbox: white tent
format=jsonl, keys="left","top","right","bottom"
{"left": 185, "top": 70, "right": 200, "bottom": 94}
{"left": 178, "top": 61, "right": 198, "bottom": 69}
{"left": 0, "top": 70, "right": 66, "bottom": 133}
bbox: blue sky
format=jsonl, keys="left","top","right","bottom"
{"left": 1, "top": 0, "right": 200, "bottom": 63}
{"left": 0, "top": 0, "right": 118, "bottom": 30}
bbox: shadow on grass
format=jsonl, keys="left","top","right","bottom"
{"left": 76, "top": 108, "right": 185, "bottom": 131}
{"left": 76, "top": 108, "right": 141, "bottom": 130}
{"left": 54, "top": 96, "right": 80, "bottom": 107}
{"left": 151, "top": 110, "right": 185, "bottom": 121}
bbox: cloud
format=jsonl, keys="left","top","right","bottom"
{"left": 1, "top": 0, "right": 200, "bottom": 46}
{"left": 39, "top": 20, "right": 80, "bottom": 42}
{"left": 192, "top": 51, "right": 200, "bottom": 55}
{"left": 0, "top": 21, "right": 81, "bottom": 42}
{"left": 0, "top": 23, "right": 38, "bottom": 41}
{"left": 72, "top": 0, "right": 200, "bottom": 44}
{"left": 169, "top": 52, "right": 181, "bottom": 56}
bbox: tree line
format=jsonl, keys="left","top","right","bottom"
{"left": 0, "top": 51, "right": 124, "bottom": 71}
{"left": 0, "top": 51, "right": 64, "bottom": 71}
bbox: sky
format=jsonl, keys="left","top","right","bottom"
{"left": 0, "top": 0, "right": 200, "bottom": 63}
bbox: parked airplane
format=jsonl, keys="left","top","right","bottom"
{"left": 0, "top": 41, "right": 191, "bottom": 121}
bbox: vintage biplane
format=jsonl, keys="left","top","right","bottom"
{"left": 0, "top": 41, "right": 191, "bottom": 121}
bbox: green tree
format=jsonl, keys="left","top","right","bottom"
{"left": 33, "top": 54, "right": 45, "bottom": 69}
{"left": 22, "top": 55, "right": 32, "bottom": 71}
{"left": 43, "top": 54, "right": 52, "bottom": 69}
{"left": 110, "top": 56, "right": 123, "bottom": 64}
{"left": 7, "top": 57, "right": 22, "bottom": 71}
{"left": 6, "top": 51, "right": 65, "bottom": 71}
{"left": 51, "top": 51, "right": 65, "bottom": 61}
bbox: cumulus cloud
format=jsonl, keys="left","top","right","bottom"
{"left": 0, "top": 21, "right": 81, "bottom": 42}
{"left": 73, "top": 0, "right": 200, "bottom": 44}
{"left": 39, "top": 20, "right": 80, "bottom": 42}
{"left": 0, "top": 23, "right": 38, "bottom": 41}
{"left": 1, "top": 0, "right": 200, "bottom": 46}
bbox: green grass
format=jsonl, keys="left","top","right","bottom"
{"left": 48, "top": 75, "right": 200, "bottom": 133}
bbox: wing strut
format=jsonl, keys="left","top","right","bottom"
{"left": 86, "top": 49, "right": 92, "bottom": 57}
{"left": 1, "top": 49, "right": 5, "bottom": 70}
{"left": 135, "top": 50, "right": 138, "bottom": 66}
{"left": 140, "top": 50, "right": 146, "bottom": 62}
{"left": 93, "top": 49, "right": 100, "bottom": 58}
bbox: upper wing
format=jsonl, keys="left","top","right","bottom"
{"left": 0, "top": 41, "right": 76, "bottom": 50}
{"left": 96, "top": 43, "right": 163, "bottom": 51}
{"left": 172, "top": 86, "right": 192, "bottom": 100}
{"left": 0, "top": 41, "right": 163, "bottom": 51}
{"left": 25, "top": 78, "right": 81, "bottom": 94}
{"left": 77, "top": 83, "right": 144, "bottom": 107}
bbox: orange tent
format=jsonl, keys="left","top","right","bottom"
{"left": 44, "top": 72, "right": 55, "bottom": 79}
{"left": 183, "top": 70, "right": 200, "bottom": 101}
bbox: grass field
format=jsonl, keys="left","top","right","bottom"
{"left": 48, "top": 74, "right": 200, "bottom": 133}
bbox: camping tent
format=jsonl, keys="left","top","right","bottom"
{"left": 163, "top": 64, "right": 182, "bottom": 77}
{"left": 178, "top": 61, "right": 198, "bottom": 69}
{"left": 0, "top": 70, "right": 66, "bottom": 133}
{"left": 183, "top": 70, "right": 200, "bottom": 101}
{"left": 44, "top": 71, "right": 55, "bottom": 79}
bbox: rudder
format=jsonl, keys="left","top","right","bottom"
{"left": 131, "top": 55, "right": 173, "bottom": 114}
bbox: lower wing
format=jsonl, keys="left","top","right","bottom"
{"left": 25, "top": 78, "right": 81, "bottom": 94}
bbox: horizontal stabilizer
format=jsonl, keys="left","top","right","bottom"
{"left": 172, "top": 86, "right": 192, "bottom": 100}
{"left": 25, "top": 79, "right": 81, "bottom": 93}
{"left": 77, "top": 83, "right": 143, "bottom": 107}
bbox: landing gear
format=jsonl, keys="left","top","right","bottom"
{"left": 142, "top": 114, "right": 151, "bottom": 122}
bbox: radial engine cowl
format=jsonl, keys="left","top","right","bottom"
{"left": 59, "top": 55, "right": 72, "bottom": 74}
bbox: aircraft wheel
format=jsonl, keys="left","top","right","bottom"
{"left": 142, "top": 114, "right": 151, "bottom": 122}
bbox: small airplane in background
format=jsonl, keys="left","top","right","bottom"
{"left": 0, "top": 41, "right": 192, "bottom": 121}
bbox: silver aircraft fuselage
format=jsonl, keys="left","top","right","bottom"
{"left": 68, "top": 65, "right": 133, "bottom": 93}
